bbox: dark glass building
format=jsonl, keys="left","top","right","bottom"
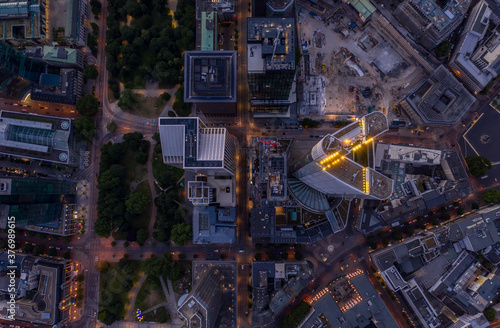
{"left": 247, "top": 17, "right": 296, "bottom": 116}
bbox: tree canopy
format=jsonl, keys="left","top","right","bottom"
{"left": 126, "top": 192, "right": 150, "bottom": 214}
{"left": 465, "top": 156, "right": 492, "bottom": 178}
{"left": 76, "top": 95, "right": 99, "bottom": 117}
{"left": 300, "top": 118, "right": 319, "bottom": 128}
{"left": 435, "top": 40, "right": 452, "bottom": 57}
{"left": 73, "top": 117, "right": 96, "bottom": 142}
{"left": 170, "top": 223, "right": 192, "bottom": 246}
{"left": 484, "top": 307, "right": 495, "bottom": 322}
{"left": 85, "top": 65, "right": 99, "bottom": 79}
{"left": 482, "top": 189, "right": 500, "bottom": 204}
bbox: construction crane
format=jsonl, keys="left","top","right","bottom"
{"left": 271, "top": 27, "right": 283, "bottom": 64}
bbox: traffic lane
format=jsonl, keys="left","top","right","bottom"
{"left": 1, "top": 99, "right": 79, "bottom": 119}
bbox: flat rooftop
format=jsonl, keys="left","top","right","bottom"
{"left": 403, "top": 65, "right": 475, "bottom": 124}
{"left": 184, "top": 51, "right": 237, "bottom": 103}
{"left": 0, "top": 110, "right": 71, "bottom": 164}
{"left": 411, "top": 0, "right": 470, "bottom": 31}
{"left": 159, "top": 117, "right": 225, "bottom": 169}
{"left": 0, "top": 0, "right": 44, "bottom": 41}
{"left": 247, "top": 17, "right": 295, "bottom": 71}
{"left": 191, "top": 261, "right": 238, "bottom": 328}
{"left": 376, "top": 143, "right": 443, "bottom": 165}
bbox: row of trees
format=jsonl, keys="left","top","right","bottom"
{"left": 105, "top": 0, "right": 196, "bottom": 98}
{"left": 73, "top": 94, "right": 100, "bottom": 143}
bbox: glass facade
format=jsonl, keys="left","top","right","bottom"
{"left": 7, "top": 125, "right": 55, "bottom": 147}
{"left": 8, "top": 203, "right": 62, "bottom": 227}
{"left": 248, "top": 70, "right": 295, "bottom": 101}
{"left": 0, "top": 41, "right": 44, "bottom": 83}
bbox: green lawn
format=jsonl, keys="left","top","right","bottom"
{"left": 99, "top": 261, "right": 142, "bottom": 320}
{"left": 135, "top": 275, "right": 166, "bottom": 312}
{"left": 142, "top": 306, "right": 171, "bottom": 323}
{"left": 127, "top": 95, "right": 166, "bottom": 119}
{"left": 123, "top": 148, "right": 147, "bottom": 183}
{"left": 152, "top": 149, "right": 184, "bottom": 184}
{"left": 131, "top": 180, "right": 152, "bottom": 230}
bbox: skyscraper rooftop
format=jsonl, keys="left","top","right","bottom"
{"left": 292, "top": 112, "right": 393, "bottom": 200}
{"left": 184, "top": 51, "right": 237, "bottom": 103}
{"left": 0, "top": 111, "right": 72, "bottom": 164}
{"left": 158, "top": 117, "right": 236, "bottom": 176}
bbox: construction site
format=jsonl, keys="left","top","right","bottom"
{"left": 296, "top": 5, "right": 427, "bottom": 121}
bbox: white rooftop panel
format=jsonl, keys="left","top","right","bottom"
{"left": 159, "top": 125, "right": 185, "bottom": 162}
{"left": 198, "top": 128, "right": 225, "bottom": 161}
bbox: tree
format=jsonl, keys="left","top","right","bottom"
{"left": 435, "top": 40, "right": 452, "bottom": 57}
{"left": 76, "top": 274, "right": 85, "bottom": 282}
{"left": 123, "top": 132, "right": 143, "bottom": 150}
{"left": 126, "top": 192, "right": 150, "bottom": 214}
{"left": 99, "top": 311, "right": 116, "bottom": 325}
{"left": 136, "top": 228, "right": 148, "bottom": 246}
{"left": 300, "top": 118, "right": 319, "bottom": 128}
{"left": 90, "top": 0, "right": 102, "bottom": 17}
{"left": 106, "top": 121, "right": 117, "bottom": 132}
{"left": 63, "top": 251, "right": 71, "bottom": 259}
{"left": 472, "top": 202, "right": 480, "bottom": 210}
{"left": 74, "top": 118, "right": 96, "bottom": 142}
{"left": 482, "top": 189, "right": 500, "bottom": 204}
{"left": 118, "top": 89, "right": 138, "bottom": 110}
{"left": 466, "top": 156, "right": 492, "bottom": 178}
{"left": 32, "top": 245, "right": 45, "bottom": 256}
{"left": 76, "top": 94, "right": 99, "bottom": 117}
{"left": 94, "top": 218, "right": 112, "bottom": 238}
{"left": 161, "top": 92, "right": 171, "bottom": 102}
{"left": 47, "top": 247, "right": 57, "bottom": 257}
{"left": 85, "top": 65, "right": 99, "bottom": 79}
{"left": 134, "top": 151, "right": 148, "bottom": 164}
{"left": 255, "top": 253, "right": 262, "bottom": 261}
{"left": 484, "top": 307, "right": 495, "bottom": 322}
{"left": 392, "top": 232, "right": 403, "bottom": 241}
{"left": 170, "top": 223, "right": 192, "bottom": 245}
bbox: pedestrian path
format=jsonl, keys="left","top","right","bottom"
{"left": 142, "top": 302, "right": 168, "bottom": 314}
{"left": 159, "top": 276, "right": 183, "bottom": 326}
{"left": 125, "top": 274, "right": 147, "bottom": 321}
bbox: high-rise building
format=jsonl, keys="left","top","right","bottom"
{"left": 266, "top": 0, "right": 294, "bottom": 17}
{"left": 0, "top": 177, "right": 78, "bottom": 235}
{"left": 247, "top": 17, "right": 296, "bottom": 117}
{"left": 178, "top": 266, "right": 224, "bottom": 328}
{"left": 158, "top": 117, "right": 236, "bottom": 176}
{"left": 65, "top": 0, "right": 88, "bottom": 47}
{"left": 398, "top": 65, "right": 475, "bottom": 124}
{"left": 0, "top": 41, "right": 44, "bottom": 83}
{"left": 291, "top": 112, "right": 393, "bottom": 200}
{"left": 449, "top": 0, "right": 500, "bottom": 93}
{"left": 184, "top": 51, "right": 237, "bottom": 116}
{"left": 0, "top": 251, "right": 73, "bottom": 325}
{"left": 394, "top": 0, "right": 471, "bottom": 50}
{"left": 0, "top": 0, "right": 48, "bottom": 45}
{"left": 0, "top": 111, "right": 74, "bottom": 165}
